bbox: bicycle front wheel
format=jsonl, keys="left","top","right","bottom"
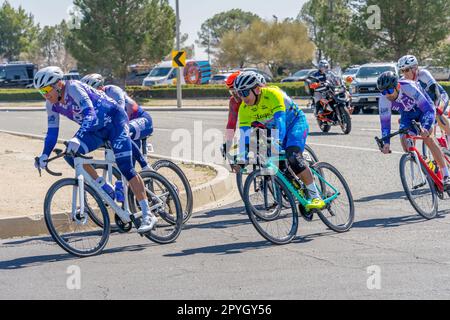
{"left": 243, "top": 170, "right": 298, "bottom": 244}
{"left": 44, "top": 178, "right": 110, "bottom": 257}
{"left": 399, "top": 153, "right": 438, "bottom": 219}
{"left": 312, "top": 162, "right": 354, "bottom": 232}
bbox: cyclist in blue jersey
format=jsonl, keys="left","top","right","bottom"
{"left": 81, "top": 74, "right": 153, "bottom": 170}
{"left": 398, "top": 55, "right": 450, "bottom": 146}
{"left": 377, "top": 71, "right": 450, "bottom": 189}
{"left": 33, "top": 67, "right": 157, "bottom": 233}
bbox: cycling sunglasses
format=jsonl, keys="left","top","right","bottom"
{"left": 39, "top": 85, "right": 54, "bottom": 96}
{"left": 401, "top": 67, "right": 413, "bottom": 73}
{"left": 381, "top": 88, "right": 396, "bottom": 96}
{"left": 237, "top": 88, "right": 252, "bottom": 98}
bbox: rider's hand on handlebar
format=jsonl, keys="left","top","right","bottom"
{"left": 66, "top": 137, "right": 81, "bottom": 154}
{"left": 381, "top": 143, "right": 391, "bottom": 154}
{"left": 420, "top": 128, "right": 431, "bottom": 139}
{"left": 35, "top": 154, "right": 48, "bottom": 169}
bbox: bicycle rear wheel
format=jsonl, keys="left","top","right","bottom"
{"left": 151, "top": 159, "right": 193, "bottom": 224}
{"left": 44, "top": 178, "right": 110, "bottom": 257}
{"left": 129, "top": 171, "right": 183, "bottom": 244}
{"left": 400, "top": 153, "right": 438, "bottom": 219}
{"left": 312, "top": 162, "right": 354, "bottom": 232}
{"left": 243, "top": 170, "right": 298, "bottom": 244}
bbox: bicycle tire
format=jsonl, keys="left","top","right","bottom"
{"left": 312, "top": 162, "right": 355, "bottom": 232}
{"left": 44, "top": 178, "right": 110, "bottom": 257}
{"left": 399, "top": 153, "right": 438, "bottom": 219}
{"left": 243, "top": 170, "right": 299, "bottom": 244}
{"left": 152, "top": 159, "right": 193, "bottom": 224}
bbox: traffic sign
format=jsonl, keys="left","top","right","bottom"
{"left": 172, "top": 50, "right": 186, "bottom": 68}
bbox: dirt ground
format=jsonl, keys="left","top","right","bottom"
{"left": 0, "top": 133, "right": 216, "bottom": 218}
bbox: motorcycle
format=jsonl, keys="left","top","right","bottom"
{"left": 305, "top": 76, "right": 352, "bottom": 135}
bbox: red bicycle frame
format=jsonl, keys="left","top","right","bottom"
{"left": 406, "top": 133, "right": 449, "bottom": 193}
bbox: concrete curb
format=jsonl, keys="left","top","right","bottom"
{"left": 0, "top": 130, "right": 236, "bottom": 239}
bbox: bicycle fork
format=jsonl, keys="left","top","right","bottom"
{"left": 72, "top": 175, "right": 88, "bottom": 225}
{"left": 410, "top": 153, "right": 428, "bottom": 189}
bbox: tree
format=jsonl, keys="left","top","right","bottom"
{"left": 299, "top": 0, "right": 354, "bottom": 67}
{"left": 349, "top": 0, "right": 450, "bottom": 62}
{"left": 0, "top": 1, "right": 39, "bottom": 61}
{"left": 216, "top": 19, "right": 315, "bottom": 76}
{"left": 144, "top": 0, "right": 176, "bottom": 64}
{"left": 196, "top": 9, "right": 261, "bottom": 59}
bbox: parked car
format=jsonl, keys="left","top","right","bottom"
{"left": 342, "top": 66, "right": 360, "bottom": 83}
{"left": 0, "top": 62, "right": 36, "bottom": 88}
{"left": 349, "top": 62, "right": 399, "bottom": 114}
{"left": 281, "top": 69, "right": 317, "bottom": 83}
{"left": 143, "top": 60, "right": 212, "bottom": 87}
{"left": 424, "top": 66, "right": 450, "bottom": 81}
{"left": 209, "top": 73, "right": 233, "bottom": 85}
{"left": 241, "top": 68, "right": 274, "bottom": 83}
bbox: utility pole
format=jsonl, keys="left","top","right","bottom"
{"left": 176, "top": 0, "right": 182, "bottom": 109}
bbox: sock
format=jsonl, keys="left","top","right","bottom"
{"left": 306, "top": 183, "right": 321, "bottom": 200}
{"left": 443, "top": 166, "right": 450, "bottom": 178}
{"left": 139, "top": 199, "right": 150, "bottom": 219}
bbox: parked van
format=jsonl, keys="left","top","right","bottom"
{"left": 0, "top": 62, "right": 37, "bottom": 88}
{"left": 142, "top": 60, "right": 211, "bottom": 87}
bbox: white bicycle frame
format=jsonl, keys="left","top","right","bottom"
{"left": 71, "top": 148, "right": 166, "bottom": 225}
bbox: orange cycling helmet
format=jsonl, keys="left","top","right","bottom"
{"left": 225, "top": 71, "right": 241, "bottom": 89}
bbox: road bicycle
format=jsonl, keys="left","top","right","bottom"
{"left": 36, "top": 143, "right": 183, "bottom": 257}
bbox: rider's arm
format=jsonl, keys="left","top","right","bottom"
{"left": 67, "top": 82, "right": 99, "bottom": 137}
{"left": 272, "top": 111, "right": 286, "bottom": 152}
{"left": 42, "top": 101, "right": 60, "bottom": 157}
{"left": 225, "top": 98, "right": 239, "bottom": 143}
{"left": 404, "top": 82, "right": 436, "bottom": 131}
{"left": 379, "top": 96, "right": 392, "bottom": 144}
{"left": 106, "top": 85, "right": 126, "bottom": 110}
{"left": 419, "top": 69, "right": 441, "bottom": 107}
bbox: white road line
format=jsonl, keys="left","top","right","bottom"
{"left": 308, "top": 142, "right": 404, "bottom": 155}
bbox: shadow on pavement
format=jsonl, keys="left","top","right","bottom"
{"left": 353, "top": 212, "right": 449, "bottom": 229}
{"left": 308, "top": 132, "right": 342, "bottom": 137}
{"left": 355, "top": 191, "right": 407, "bottom": 203}
{"left": 186, "top": 205, "right": 250, "bottom": 230}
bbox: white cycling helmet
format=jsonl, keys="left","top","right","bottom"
{"left": 234, "top": 71, "right": 260, "bottom": 92}
{"left": 33, "top": 66, "right": 64, "bottom": 89}
{"left": 81, "top": 73, "right": 105, "bottom": 89}
{"left": 255, "top": 72, "right": 267, "bottom": 86}
{"left": 319, "top": 59, "right": 330, "bottom": 69}
{"left": 398, "top": 55, "right": 418, "bottom": 70}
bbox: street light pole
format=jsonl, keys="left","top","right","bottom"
{"left": 176, "top": 0, "right": 182, "bottom": 109}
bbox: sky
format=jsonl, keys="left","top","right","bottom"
{"left": 5, "top": 0, "right": 308, "bottom": 60}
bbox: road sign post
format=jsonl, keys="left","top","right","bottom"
{"left": 175, "top": 0, "right": 182, "bottom": 109}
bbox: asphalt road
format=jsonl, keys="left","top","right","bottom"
{"left": 2, "top": 110, "right": 450, "bottom": 300}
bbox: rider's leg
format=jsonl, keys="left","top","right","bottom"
{"left": 129, "top": 115, "right": 154, "bottom": 169}
{"left": 424, "top": 136, "right": 449, "bottom": 176}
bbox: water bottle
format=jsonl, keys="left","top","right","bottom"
{"left": 115, "top": 181, "right": 125, "bottom": 203}
{"left": 97, "top": 177, "right": 115, "bottom": 200}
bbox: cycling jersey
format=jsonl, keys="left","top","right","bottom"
{"left": 416, "top": 69, "right": 449, "bottom": 111}
{"left": 103, "top": 85, "right": 142, "bottom": 120}
{"left": 238, "top": 86, "right": 309, "bottom": 152}
{"left": 379, "top": 79, "right": 436, "bottom": 144}
{"left": 43, "top": 80, "right": 137, "bottom": 181}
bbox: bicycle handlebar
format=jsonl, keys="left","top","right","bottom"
{"left": 35, "top": 141, "right": 94, "bottom": 177}
{"left": 374, "top": 121, "right": 422, "bottom": 152}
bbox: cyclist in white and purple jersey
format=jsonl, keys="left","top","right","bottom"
{"left": 377, "top": 71, "right": 450, "bottom": 189}
{"left": 33, "top": 67, "right": 157, "bottom": 233}
{"left": 81, "top": 74, "right": 153, "bottom": 170}
{"left": 398, "top": 55, "right": 450, "bottom": 145}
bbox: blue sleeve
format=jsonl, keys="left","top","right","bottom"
{"left": 107, "top": 86, "right": 126, "bottom": 110}
{"left": 68, "top": 83, "right": 99, "bottom": 137}
{"left": 43, "top": 127, "right": 59, "bottom": 157}
{"left": 273, "top": 111, "right": 286, "bottom": 151}
{"left": 238, "top": 126, "right": 251, "bottom": 161}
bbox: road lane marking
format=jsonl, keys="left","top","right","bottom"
{"left": 308, "top": 142, "right": 404, "bottom": 155}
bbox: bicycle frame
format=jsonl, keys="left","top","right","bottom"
{"left": 258, "top": 154, "right": 340, "bottom": 210}
{"left": 72, "top": 149, "right": 165, "bottom": 225}
{"left": 405, "top": 134, "right": 445, "bottom": 193}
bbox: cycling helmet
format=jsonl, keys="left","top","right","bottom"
{"left": 398, "top": 55, "right": 418, "bottom": 70}
{"left": 319, "top": 59, "right": 330, "bottom": 69}
{"left": 234, "top": 71, "right": 260, "bottom": 92}
{"left": 81, "top": 73, "right": 105, "bottom": 89}
{"left": 225, "top": 71, "right": 241, "bottom": 89}
{"left": 254, "top": 72, "right": 267, "bottom": 86}
{"left": 377, "top": 71, "right": 399, "bottom": 91}
{"left": 33, "top": 66, "right": 64, "bottom": 89}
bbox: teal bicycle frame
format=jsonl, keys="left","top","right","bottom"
{"left": 259, "top": 154, "right": 340, "bottom": 211}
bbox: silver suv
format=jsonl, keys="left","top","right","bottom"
{"left": 349, "top": 62, "right": 399, "bottom": 114}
